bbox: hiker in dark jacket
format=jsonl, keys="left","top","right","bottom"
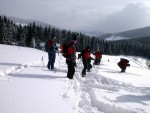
{"left": 45, "top": 34, "right": 58, "bottom": 70}
{"left": 118, "top": 58, "right": 130, "bottom": 72}
{"left": 66, "top": 36, "right": 77, "bottom": 79}
{"left": 81, "top": 46, "right": 93, "bottom": 77}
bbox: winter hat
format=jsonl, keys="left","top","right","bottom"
{"left": 72, "top": 35, "right": 77, "bottom": 41}
{"left": 86, "top": 46, "right": 90, "bottom": 49}
{"left": 51, "top": 33, "right": 56, "bottom": 39}
{"left": 71, "top": 35, "right": 77, "bottom": 44}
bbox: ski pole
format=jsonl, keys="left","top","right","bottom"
{"left": 41, "top": 56, "right": 44, "bottom": 68}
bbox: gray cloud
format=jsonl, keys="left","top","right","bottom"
{"left": 0, "top": 0, "right": 150, "bottom": 33}
{"left": 91, "top": 3, "right": 150, "bottom": 33}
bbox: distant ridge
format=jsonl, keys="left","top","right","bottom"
{"left": 118, "top": 26, "right": 150, "bottom": 38}
{"left": 1, "top": 15, "right": 58, "bottom": 28}
{"left": 98, "top": 26, "right": 150, "bottom": 40}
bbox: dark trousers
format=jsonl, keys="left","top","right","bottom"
{"left": 47, "top": 52, "right": 56, "bottom": 70}
{"left": 87, "top": 59, "right": 92, "bottom": 71}
{"left": 118, "top": 62, "right": 126, "bottom": 72}
{"left": 82, "top": 59, "right": 88, "bottom": 75}
{"left": 94, "top": 58, "right": 100, "bottom": 65}
{"left": 66, "top": 59, "right": 75, "bottom": 79}
{"left": 82, "top": 59, "right": 92, "bottom": 75}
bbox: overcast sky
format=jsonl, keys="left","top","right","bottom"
{"left": 0, "top": 0, "right": 150, "bottom": 33}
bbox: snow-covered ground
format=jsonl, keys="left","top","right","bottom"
{"left": 105, "top": 35, "right": 129, "bottom": 41}
{"left": 0, "top": 44, "right": 150, "bottom": 113}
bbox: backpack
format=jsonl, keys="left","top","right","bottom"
{"left": 120, "top": 58, "right": 129, "bottom": 63}
{"left": 95, "top": 51, "right": 102, "bottom": 59}
{"left": 61, "top": 41, "right": 71, "bottom": 58}
{"left": 45, "top": 40, "right": 53, "bottom": 52}
{"left": 81, "top": 49, "right": 90, "bottom": 60}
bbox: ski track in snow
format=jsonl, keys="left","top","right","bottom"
{"left": 71, "top": 72, "right": 148, "bottom": 113}
{"left": 0, "top": 59, "right": 45, "bottom": 80}
{"left": 126, "top": 56, "right": 149, "bottom": 70}
{"left": 69, "top": 57, "right": 150, "bottom": 113}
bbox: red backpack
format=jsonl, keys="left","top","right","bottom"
{"left": 60, "top": 42, "right": 71, "bottom": 58}
{"left": 95, "top": 51, "right": 102, "bottom": 59}
{"left": 45, "top": 40, "right": 53, "bottom": 52}
{"left": 81, "top": 49, "right": 90, "bottom": 60}
{"left": 47, "top": 40, "right": 52, "bottom": 47}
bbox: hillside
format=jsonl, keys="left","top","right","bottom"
{"left": 3, "top": 15, "right": 57, "bottom": 28}
{"left": 98, "top": 26, "right": 150, "bottom": 40}
{"left": 118, "top": 26, "right": 150, "bottom": 38}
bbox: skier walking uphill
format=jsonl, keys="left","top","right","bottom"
{"left": 45, "top": 34, "right": 58, "bottom": 71}
{"left": 81, "top": 46, "right": 93, "bottom": 77}
{"left": 118, "top": 58, "right": 130, "bottom": 72}
{"left": 65, "top": 36, "right": 77, "bottom": 79}
{"left": 93, "top": 49, "right": 102, "bottom": 65}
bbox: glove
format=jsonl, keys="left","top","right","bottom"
{"left": 90, "top": 57, "right": 94, "bottom": 60}
{"left": 55, "top": 47, "right": 58, "bottom": 50}
{"left": 128, "top": 64, "right": 130, "bottom": 67}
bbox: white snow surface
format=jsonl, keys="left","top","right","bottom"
{"left": 15, "top": 22, "right": 28, "bottom": 27}
{"left": 0, "top": 44, "right": 150, "bottom": 113}
{"left": 105, "top": 35, "right": 129, "bottom": 41}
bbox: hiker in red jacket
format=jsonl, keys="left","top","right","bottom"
{"left": 118, "top": 58, "right": 130, "bottom": 72}
{"left": 93, "top": 49, "right": 102, "bottom": 65}
{"left": 81, "top": 46, "right": 93, "bottom": 77}
{"left": 66, "top": 36, "right": 77, "bottom": 79}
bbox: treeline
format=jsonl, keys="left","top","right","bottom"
{"left": 0, "top": 16, "right": 103, "bottom": 51}
{"left": 0, "top": 16, "right": 150, "bottom": 59}
{"left": 111, "top": 37, "right": 150, "bottom": 58}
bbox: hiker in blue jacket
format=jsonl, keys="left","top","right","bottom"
{"left": 45, "top": 34, "right": 58, "bottom": 70}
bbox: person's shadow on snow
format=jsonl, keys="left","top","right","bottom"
{"left": 115, "top": 95, "right": 150, "bottom": 105}
{"left": 43, "top": 68, "right": 67, "bottom": 73}
{"left": 10, "top": 73, "right": 66, "bottom": 79}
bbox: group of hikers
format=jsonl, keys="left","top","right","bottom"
{"left": 77, "top": 46, "right": 102, "bottom": 77}
{"left": 45, "top": 34, "right": 130, "bottom": 79}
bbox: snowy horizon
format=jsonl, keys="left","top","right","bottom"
{"left": 105, "top": 35, "right": 129, "bottom": 41}
{"left": 0, "top": 44, "right": 150, "bottom": 113}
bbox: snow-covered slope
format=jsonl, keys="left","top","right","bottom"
{"left": 105, "top": 35, "right": 129, "bottom": 41}
{"left": 0, "top": 44, "right": 150, "bottom": 113}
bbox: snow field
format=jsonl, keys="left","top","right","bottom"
{"left": 0, "top": 44, "right": 150, "bottom": 113}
